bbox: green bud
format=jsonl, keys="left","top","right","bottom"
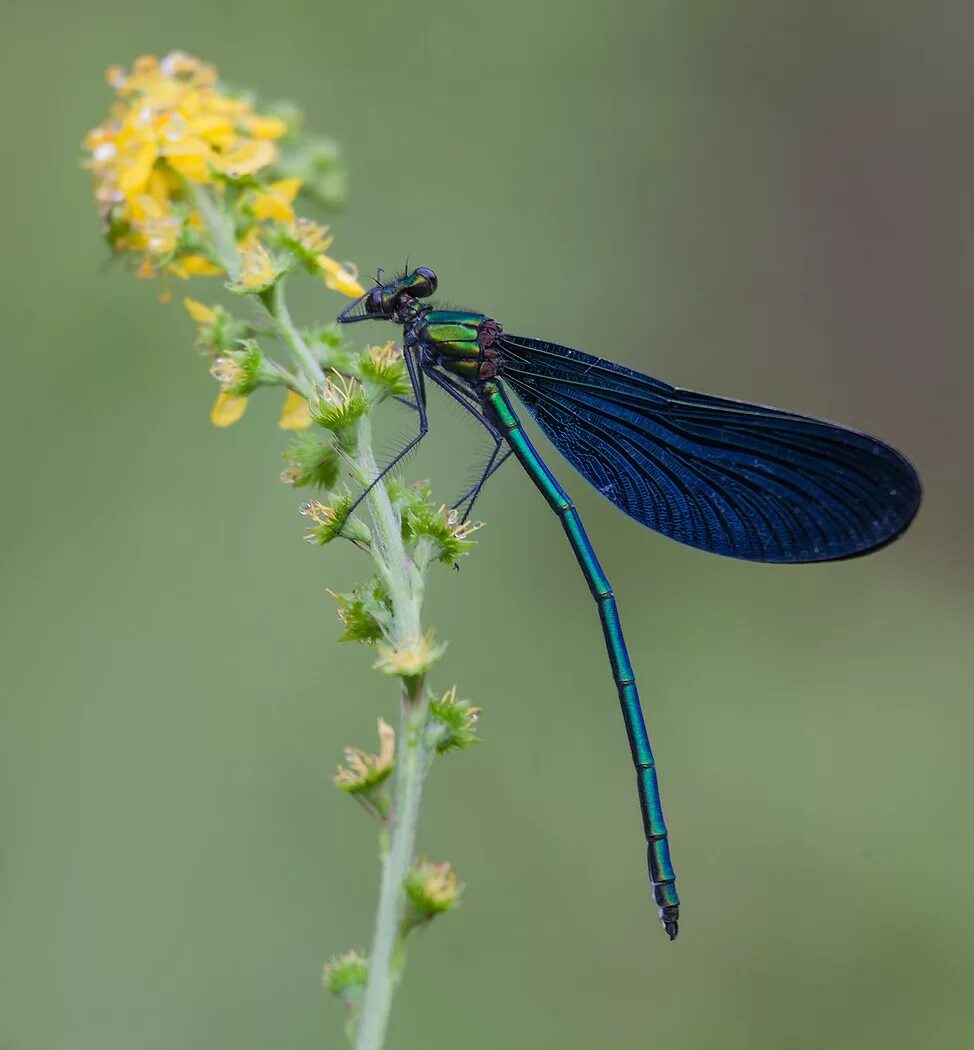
{"left": 333, "top": 718, "right": 395, "bottom": 824}
{"left": 357, "top": 341, "right": 410, "bottom": 400}
{"left": 225, "top": 242, "right": 287, "bottom": 296}
{"left": 280, "top": 433, "right": 340, "bottom": 490}
{"left": 372, "top": 630, "right": 448, "bottom": 679}
{"left": 323, "top": 948, "right": 369, "bottom": 1038}
{"left": 323, "top": 948, "right": 369, "bottom": 995}
{"left": 402, "top": 860, "right": 462, "bottom": 935}
{"left": 208, "top": 339, "right": 278, "bottom": 396}
{"left": 299, "top": 492, "right": 370, "bottom": 547}
{"left": 329, "top": 578, "right": 392, "bottom": 644}
{"left": 394, "top": 480, "right": 483, "bottom": 566}
{"left": 427, "top": 686, "right": 481, "bottom": 754}
{"left": 309, "top": 373, "right": 368, "bottom": 435}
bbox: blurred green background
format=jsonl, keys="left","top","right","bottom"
{"left": 1, "top": 2, "right": 972, "bottom": 1048}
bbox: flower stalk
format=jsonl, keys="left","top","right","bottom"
{"left": 85, "top": 52, "right": 481, "bottom": 1050}
{"left": 355, "top": 675, "right": 432, "bottom": 1050}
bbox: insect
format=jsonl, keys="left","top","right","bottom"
{"left": 337, "top": 267, "right": 922, "bottom": 940}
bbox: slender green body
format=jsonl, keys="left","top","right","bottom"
{"left": 343, "top": 280, "right": 681, "bottom": 936}
{"left": 482, "top": 378, "right": 680, "bottom": 938}
{"left": 340, "top": 265, "right": 922, "bottom": 942}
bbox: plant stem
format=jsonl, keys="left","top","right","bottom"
{"left": 262, "top": 274, "right": 432, "bottom": 1048}
{"left": 353, "top": 415, "right": 430, "bottom": 1050}
{"left": 267, "top": 278, "right": 326, "bottom": 387}
{"left": 354, "top": 674, "right": 430, "bottom": 1050}
{"left": 187, "top": 183, "right": 241, "bottom": 281}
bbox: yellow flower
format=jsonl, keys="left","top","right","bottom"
{"left": 403, "top": 859, "right": 462, "bottom": 930}
{"left": 127, "top": 195, "right": 180, "bottom": 256}
{"left": 251, "top": 177, "right": 302, "bottom": 224}
{"left": 317, "top": 255, "right": 365, "bottom": 298}
{"left": 209, "top": 355, "right": 245, "bottom": 388}
{"left": 373, "top": 630, "right": 448, "bottom": 677}
{"left": 408, "top": 860, "right": 461, "bottom": 910}
{"left": 83, "top": 51, "right": 291, "bottom": 281}
{"left": 309, "top": 371, "right": 367, "bottom": 432}
{"left": 234, "top": 234, "right": 278, "bottom": 292}
{"left": 291, "top": 218, "right": 333, "bottom": 255}
{"left": 333, "top": 719, "right": 395, "bottom": 793}
{"left": 211, "top": 390, "right": 248, "bottom": 427}
{"left": 278, "top": 389, "right": 313, "bottom": 430}
{"left": 244, "top": 115, "right": 289, "bottom": 140}
{"left": 210, "top": 140, "right": 278, "bottom": 179}
{"left": 183, "top": 297, "right": 217, "bottom": 324}
{"left": 159, "top": 136, "right": 215, "bottom": 183}
{"left": 169, "top": 254, "right": 222, "bottom": 278}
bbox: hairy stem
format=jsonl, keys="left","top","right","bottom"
{"left": 187, "top": 183, "right": 241, "bottom": 281}
{"left": 260, "top": 276, "right": 432, "bottom": 1047}
{"left": 354, "top": 674, "right": 430, "bottom": 1050}
{"left": 352, "top": 415, "right": 430, "bottom": 1050}
{"left": 267, "top": 278, "right": 326, "bottom": 387}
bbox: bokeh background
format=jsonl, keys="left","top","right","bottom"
{"left": 2, "top": 3, "right": 972, "bottom": 1048}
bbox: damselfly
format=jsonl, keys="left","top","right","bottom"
{"left": 338, "top": 267, "right": 921, "bottom": 940}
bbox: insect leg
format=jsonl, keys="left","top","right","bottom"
{"left": 337, "top": 350, "right": 428, "bottom": 532}
{"left": 423, "top": 369, "right": 512, "bottom": 520}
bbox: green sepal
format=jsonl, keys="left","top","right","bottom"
{"left": 322, "top": 949, "right": 369, "bottom": 996}
{"left": 224, "top": 251, "right": 289, "bottom": 296}
{"left": 272, "top": 220, "right": 331, "bottom": 275}
{"left": 209, "top": 338, "right": 279, "bottom": 396}
{"left": 357, "top": 343, "right": 410, "bottom": 400}
{"left": 300, "top": 491, "right": 369, "bottom": 547}
{"left": 330, "top": 579, "right": 392, "bottom": 643}
{"left": 401, "top": 861, "right": 462, "bottom": 936}
{"left": 426, "top": 686, "right": 480, "bottom": 754}
{"left": 391, "top": 479, "right": 483, "bottom": 566}
{"left": 309, "top": 374, "right": 368, "bottom": 434}
{"left": 280, "top": 433, "right": 340, "bottom": 490}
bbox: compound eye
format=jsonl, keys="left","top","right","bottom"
{"left": 409, "top": 267, "right": 438, "bottom": 298}
{"left": 365, "top": 287, "right": 384, "bottom": 315}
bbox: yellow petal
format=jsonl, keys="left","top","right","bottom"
{"left": 186, "top": 113, "right": 236, "bottom": 148}
{"left": 184, "top": 297, "right": 218, "bottom": 324}
{"left": 269, "top": 177, "right": 301, "bottom": 203}
{"left": 237, "top": 243, "right": 276, "bottom": 290}
{"left": 245, "top": 115, "right": 288, "bottom": 139}
{"left": 211, "top": 391, "right": 248, "bottom": 427}
{"left": 237, "top": 225, "right": 263, "bottom": 253}
{"left": 179, "top": 254, "right": 223, "bottom": 276}
{"left": 250, "top": 178, "right": 301, "bottom": 224}
{"left": 147, "top": 166, "right": 177, "bottom": 206}
{"left": 278, "top": 389, "right": 313, "bottom": 430}
{"left": 128, "top": 194, "right": 167, "bottom": 224}
{"left": 118, "top": 140, "right": 158, "bottom": 198}
{"left": 251, "top": 189, "right": 295, "bottom": 224}
{"left": 161, "top": 137, "right": 215, "bottom": 182}
{"left": 212, "top": 140, "right": 277, "bottom": 178}
{"left": 318, "top": 255, "right": 366, "bottom": 298}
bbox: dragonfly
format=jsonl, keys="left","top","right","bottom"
{"left": 337, "top": 266, "right": 922, "bottom": 940}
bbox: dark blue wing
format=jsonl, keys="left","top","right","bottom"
{"left": 497, "top": 334, "right": 921, "bottom": 563}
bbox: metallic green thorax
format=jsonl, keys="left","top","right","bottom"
{"left": 415, "top": 311, "right": 487, "bottom": 380}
